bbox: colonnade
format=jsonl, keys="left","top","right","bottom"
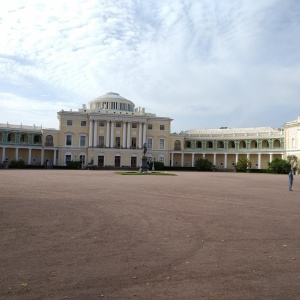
{"left": 89, "top": 119, "right": 147, "bottom": 148}
{"left": 1, "top": 146, "right": 57, "bottom": 165}
{"left": 170, "top": 152, "right": 284, "bottom": 168}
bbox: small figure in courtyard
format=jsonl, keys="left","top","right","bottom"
{"left": 142, "top": 143, "right": 147, "bottom": 156}
{"left": 288, "top": 170, "right": 293, "bottom": 191}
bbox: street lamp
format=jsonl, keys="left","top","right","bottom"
{"left": 152, "top": 158, "right": 155, "bottom": 171}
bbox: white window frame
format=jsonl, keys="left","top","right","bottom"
{"left": 65, "top": 153, "right": 72, "bottom": 166}
{"left": 159, "top": 138, "right": 165, "bottom": 150}
{"left": 66, "top": 134, "right": 73, "bottom": 146}
{"left": 147, "top": 137, "right": 153, "bottom": 149}
{"left": 79, "top": 135, "right": 86, "bottom": 147}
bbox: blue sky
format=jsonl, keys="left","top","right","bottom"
{"left": 0, "top": 0, "right": 299, "bottom": 132}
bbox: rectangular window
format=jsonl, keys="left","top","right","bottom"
{"left": 65, "top": 155, "right": 71, "bottom": 165}
{"left": 132, "top": 123, "right": 137, "bottom": 128}
{"left": 159, "top": 138, "right": 165, "bottom": 149}
{"left": 116, "top": 137, "right": 121, "bottom": 148}
{"left": 81, "top": 121, "right": 86, "bottom": 127}
{"left": 99, "top": 121, "right": 105, "bottom": 127}
{"left": 79, "top": 155, "right": 85, "bottom": 165}
{"left": 147, "top": 138, "right": 153, "bottom": 149}
{"left": 148, "top": 124, "right": 152, "bottom": 130}
{"left": 160, "top": 125, "right": 164, "bottom": 130}
{"left": 66, "top": 135, "right": 72, "bottom": 146}
{"left": 116, "top": 122, "right": 121, "bottom": 128}
{"left": 80, "top": 136, "right": 86, "bottom": 147}
{"left": 131, "top": 137, "right": 136, "bottom": 148}
{"left": 99, "top": 136, "right": 104, "bottom": 147}
{"left": 67, "top": 120, "right": 72, "bottom": 126}
{"left": 159, "top": 157, "right": 164, "bottom": 163}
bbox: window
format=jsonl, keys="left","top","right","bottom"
{"left": 132, "top": 123, "right": 137, "bottom": 129}
{"left": 79, "top": 155, "right": 85, "bottom": 166}
{"left": 99, "top": 136, "right": 104, "bottom": 147}
{"left": 147, "top": 138, "right": 153, "bottom": 149}
{"left": 131, "top": 137, "right": 136, "bottom": 148}
{"left": 116, "top": 122, "right": 121, "bottom": 128}
{"left": 174, "top": 140, "right": 181, "bottom": 150}
{"left": 34, "top": 135, "right": 41, "bottom": 144}
{"left": 81, "top": 121, "right": 86, "bottom": 127}
{"left": 116, "top": 137, "right": 121, "bottom": 148}
{"left": 46, "top": 135, "right": 53, "bottom": 146}
{"left": 67, "top": 120, "right": 72, "bottom": 126}
{"left": 159, "top": 138, "right": 165, "bottom": 149}
{"left": 196, "top": 141, "right": 202, "bottom": 148}
{"left": 186, "top": 141, "right": 191, "bottom": 148}
{"left": 99, "top": 121, "right": 105, "bottom": 127}
{"left": 65, "top": 154, "right": 71, "bottom": 165}
{"left": 148, "top": 124, "right": 152, "bottom": 130}
{"left": 80, "top": 136, "right": 86, "bottom": 147}
{"left": 160, "top": 125, "right": 164, "bottom": 130}
{"left": 159, "top": 156, "right": 164, "bottom": 163}
{"left": 66, "top": 135, "right": 72, "bottom": 146}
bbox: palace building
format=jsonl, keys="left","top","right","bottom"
{"left": 0, "top": 92, "right": 299, "bottom": 169}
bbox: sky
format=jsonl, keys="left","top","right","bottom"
{"left": 0, "top": 0, "right": 299, "bottom": 133}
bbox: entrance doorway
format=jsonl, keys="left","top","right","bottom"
{"left": 98, "top": 155, "right": 104, "bottom": 167}
{"left": 131, "top": 157, "right": 137, "bottom": 168}
{"left": 115, "top": 156, "right": 121, "bottom": 167}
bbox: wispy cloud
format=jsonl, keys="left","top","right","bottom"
{"left": 0, "top": 0, "right": 299, "bottom": 132}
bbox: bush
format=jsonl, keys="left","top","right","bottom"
{"left": 267, "top": 158, "right": 291, "bottom": 174}
{"left": 195, "top": 158, "right": 212, "bottom": 171}
{"left": 66, "top": 161, "right": 82, "bottom": 169}
{"left": 9, "top": 159, "right": 26, "bottom": 169}
{"left": 149, "top": 161, "right": 164, "bottom": 170}
{"left": 235, "top": 158, "right": 252, "bottom": 172}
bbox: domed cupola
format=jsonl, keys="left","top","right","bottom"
{"left": 89, "top": 92, "right": 135, "bottom": 112}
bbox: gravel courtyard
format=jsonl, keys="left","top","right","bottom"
{"left": 0, "top": 170, "right": 299, "bottom": 300}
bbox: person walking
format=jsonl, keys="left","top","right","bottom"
{"left": 288, "top": 170, "right": 294, "bottom": 191}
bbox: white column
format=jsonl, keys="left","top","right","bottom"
{"left": 235, "top": 154, "right": 239, "bottom": 165}
{"left": 171, "top": 153, "right": 174, "bottom": 166}
{"left": 106, "top": 121, "right": 110, "bottom": 147}
{"left": 41, "top": 149, "right": 44, "bottom": 166}
{"left": 258, "top": 153, "right": 261, "bottom": 169}
{"left": 181, "top": 153, "right": 184, "bottom": 167}
{"left": 15, "top": 148, "right": 19, "bottom": 160}
{"left": 203, "top": 153, "right": 205, "bottom": 158}
{"left": 192, "top": 153, "right": 195, "bottom": 167}
{"left": 224, "top": 153, "right": 228, "bottom": 168}
{"left": 28, "top": 148, "right": 32, "bottom": 164}
{"left": 110, "top": 121, "right": 114, "bottom": 148}
{"left": 1, "top": 147, "right": 5, "bottom": 162}
{"left": 127, "top": 122, "right": 131, "bottom": 148}
{"left": 138, "top": 123, "right": 143, "bottom": 148}
{"left": 143, "top": 123, "right": 147, "bottom": 145}
{"left": 93, "top": 120, "right": 97, "bottom": 147}
{"left": 213, "top": 153, "right": 216, "bottom": 165}
{"left": 269, "top": 153, "right": 273, "bottom": 162}
{"left": 89, "top": 120, "right": 93, "bottom": 147}
{"left": 247, "top": 153, "right": 250, "bottom": 160}
{"left": 122, "top": 122, "right": 127, "bottom": 148}
{"left": 53, "top": 150, "right": 57, "bottom": 166}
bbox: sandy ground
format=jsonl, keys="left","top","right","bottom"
{"left": 0, "top": 170, "right": 299, "bottom": 300}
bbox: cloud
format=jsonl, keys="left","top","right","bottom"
{"left": 0, "top": 0, "right": 299, "bottom": 131}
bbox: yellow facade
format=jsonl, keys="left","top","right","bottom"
{"left": 0, "top": 92, "right": 299, "bottom": 170}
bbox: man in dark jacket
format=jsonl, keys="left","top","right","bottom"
{"left": 288, "top": 170, "right": 294, "bottom": 191}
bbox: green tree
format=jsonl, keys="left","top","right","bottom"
{"left": 268, "top": 158, "right": 291, "bottom": 174}
{"left": 235, "top": 157, "right": 252, "bottom": 172}
{"left": 149, "top": 161, "right": 164, "bottom": 170}
{"left": 66, "top": 160, "right": 81, "bottom": 169}
{"left": 9, "top": 159, "right": 26, "bottom": 169}
{"left": 195, "top": 158, "right": 212, "bottom": 171}
{"left": 286, "top": 155, "right": 298, "bottom": 171}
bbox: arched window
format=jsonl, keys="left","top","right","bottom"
{"left": 45, "top": 135, "right": 53, "bottom": 146}
{"left": 33, "top": 134, "right": 42, "bottom": 144}
{"left": 207, "top": 141, "right": 213, "bottom": 149}
{"left": 239, "top": 140, "right": 246, "bottom": 148}
{"left": 262, "top": 140, "right": 269, "bottom": 148}
{"left": 196, "top": 141, "right": 202, "bottom": 148}
{"left": 228, "top": 141, "right": 235, "bottom": 148}
{"left": 185, "top": 141, "right": 191, "bottom": 149}
{"left": 273, "top": 139, "right": 280, "bottom": 148}
{"left": 250, "top": 140, "right": 257, "bottom": 148}
{"left": 218, "top": 141, "right": 224, "bottom": 148}
{"left": 174, "top": 140, "right": 181, "bottom": 150}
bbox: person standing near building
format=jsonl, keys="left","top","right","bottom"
{"left": 288, "top": 170, "right": 294, "bottom": 191}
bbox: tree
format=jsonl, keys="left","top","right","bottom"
{"left": 235, "top": 157, "right": 252, "bottom": 172}
{"left": 195, "top": 158, "right": 212, "bottom": 171}
{"left": 9, "top": 159, "right": 26, "bottom": 169}
{"left": 286, "top": 155, "right": 298, "bottom": 171}
{"left": 268, "top": 158, "right": 291, "bottom": 174}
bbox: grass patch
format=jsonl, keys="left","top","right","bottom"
{"left": 115, "top": 171, "right": 176, "bottom": 176}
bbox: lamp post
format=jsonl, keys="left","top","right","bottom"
{"left": 152, "top": 158, "right": 155, "bottom": 171}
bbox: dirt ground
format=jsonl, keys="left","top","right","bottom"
{"left": 0, "top": 170, "right": 299, "bottom": 300}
